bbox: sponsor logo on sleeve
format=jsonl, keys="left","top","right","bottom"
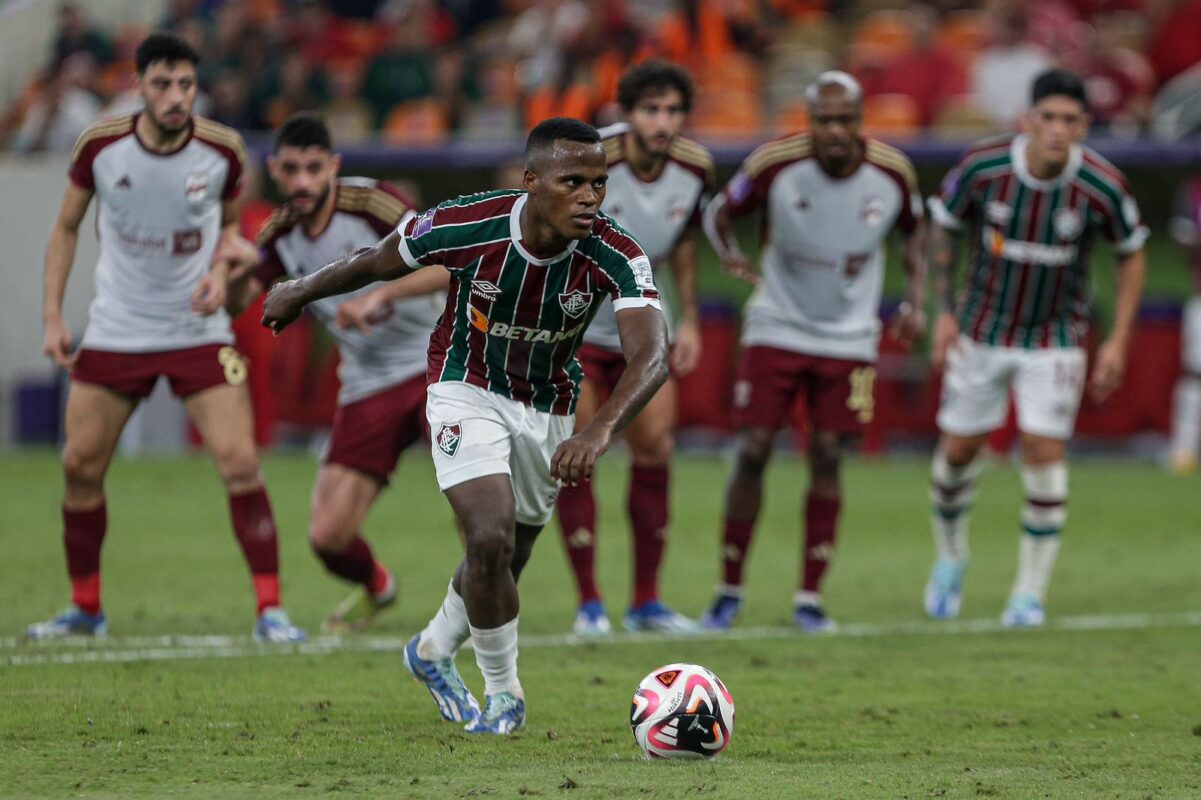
{"left": 727, "top": 171, "right": 753, "bottom": 204}
{"left": 629, "top": 256, "right": 655, "bottom": 290}
{"left": 412, "top": 208, "right": 437, "bottom": 239}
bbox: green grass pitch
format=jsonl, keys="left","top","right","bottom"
{"left": 2, "top": 450, "right": 1200, "bottom": 798}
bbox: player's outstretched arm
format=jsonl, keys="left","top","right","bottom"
{"left": 551, "top": 307, "right": 669, "bottom": 486}
{"left": 218, "top": 236, "right": 266, "bottom": 317}
{"left": 336, "top": 266, "right": 451, "bottom": 332}
{"left": 929, "top": 222, "right": 962, "bottom": 372}
{"left": 1090, "top": 247, "right": 1146, "bottom": 402}
{"left": 261, "top": 229, "right": 412, "bottom": 334}
{"left": 42, "top": 184, "right": 93, "bottom": 368}
{"left": 667, "top": 234, "right": 702, "bottom": 375}
{"left": 701, "top": 194, "right": 755, "bottom": 283}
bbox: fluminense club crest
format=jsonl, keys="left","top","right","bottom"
{"left": 436, "top": 422, "right": 461, "bottom": 458}
{"left": 559, "top": 290, "right": 590, "bottom": 318}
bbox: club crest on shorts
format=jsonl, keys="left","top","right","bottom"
{"left": 435, "top": 422, "right": 462, "bottom": 458}
{"left": 559, "top": 290, "right": 590, "bottom": 318}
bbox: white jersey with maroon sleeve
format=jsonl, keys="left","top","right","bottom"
{"left": 68, "top": 114, "right": 245, "bottom": 352}
{"left": 255, "top": 178, "right": 441, "bottom": 405}
{"left": 583, "top": 124, "right": 715, "bottom": 352}
{"left": 723, "top": 133, "right": 922, "bottom": 362}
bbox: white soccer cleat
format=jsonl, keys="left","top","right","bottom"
{"left": 1001, "top": 592, "right": 1046, "bottom": 628}
{"left": 924, "top": 558, "right": 965, "bottom": 620}
{"left": 253, "top": 607, "right": 308, "bottom": 643}
{"left": 572, "top": 600, "right": 612, "bottom": 636}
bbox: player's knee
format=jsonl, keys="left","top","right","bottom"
{"left": 62, "top": 447, "right": 105, "bottom": 490}
{"left": 808, "top": 438, "right": 843, "bottom": 483}
{"left": 464, "top": 522, "right": 515, "bottom": 575}
{"left": 214, "top": 448, "right": 262, "bottom": 489}
{"left": 630, "top": 431, "right": 674, "bottom": 466}
{"left": 308, "top": 514, "right": 352, "bottom": 553}
{"left": 736, "top": 430, "right": 775, "bottom": 475}
{"left": 942, "top": 438, "right": 982, "bottom": 468}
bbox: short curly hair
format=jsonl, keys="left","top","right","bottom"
{"left": 617, "top": 60, "right": 694, "bottom": 113}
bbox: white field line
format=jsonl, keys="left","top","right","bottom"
{"left": 2, "top": 611, "right": 1199, "bottom": 668}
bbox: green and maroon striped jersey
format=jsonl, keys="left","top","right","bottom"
{"left": 397, "top": 189, "right": 661, "bottom": 414}
{"left": 930, "top": 134, "right": 1148, "bottom": 349}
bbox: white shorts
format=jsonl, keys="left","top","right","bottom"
{"left": 937, "top": 336, "right": 1086, "bottom": 441}
{"left": 1183, "top": 296, "right": 1201, "bottom": 375}
{"left": 426, "top": 381, "right": 574, "bottom": 526}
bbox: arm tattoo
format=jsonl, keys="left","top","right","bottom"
{"left": 930, "top": 224, "right": 960, "bottom": 314}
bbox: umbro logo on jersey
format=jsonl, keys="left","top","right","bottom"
{"left": 559, "top": 290, "right": 589, "bottom": 318}
{"left": 471, "top": 280, "right": 502, "bottom": 301}
{"left": 115, "top": 175, "right": 132, "bottom": 190}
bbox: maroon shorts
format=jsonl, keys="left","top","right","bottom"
{"left": 72, "top": 344, "right": 246, "bottom": 399}
{"left": 577, "top": 343, "right": 627, "bottom": 396}
{"left": 323, "top": 373, "right": 428, "bottom": 485}
{"left": 732, "top": 345, "right": 876, "bottom": 434}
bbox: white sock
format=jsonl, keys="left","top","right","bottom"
{"left": 470, "top": 617, "right": 523, "bottom": 699}
{"left": 1170, "top": 375, "right": 1201, "bottom": 458}
{"left": 793, "top": 590, "right": 821, "bottom": 608}
{"left": 1013, "top": 462, "right": 1068, "bottom": 601}
{"left": 417, "top": 582, "right": 470, "bottom": 661}
{"left": 930, "top": 450, "right": 981, "bottom": 565}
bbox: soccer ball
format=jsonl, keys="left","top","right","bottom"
{"left": 629, "top": 663, "right": 734, "bottom": 759}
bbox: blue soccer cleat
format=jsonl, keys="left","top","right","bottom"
{"left": 26, "top": 606, "right": 107, "bottom": 639}
{"left": 1001, "top": 592, "right": 1046, "bottom": 628}
{"left": 924, "top": 558, "right": 965, "bottom": 620}
{"left": 794, "top": 602, "right": 838, "bottom": 634}
{"left": 403, "top": 634, "right": 481, "bottom": 723}
{"left": 623, "top": 600, "right": 699, "bottom": 633}
{"left": 464, "top": 691, "right": 526, "bottom": 735}
{"left": 699, "top": 591, "right": 743, "bottom": 630}
{"left": 572, "top": 599, "right": 611, "bottom": 636}
{"left": 253, "top": 607, "right": 308, "bottom": 643}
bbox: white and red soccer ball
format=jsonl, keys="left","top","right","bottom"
{"left": 630, "top": 663, "right": 735, "bottom": 759}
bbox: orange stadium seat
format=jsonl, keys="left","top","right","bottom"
{"left": 933, "top": 95, "right": 998, "bottom": 139}
{"left": 773, "top": 100, "right": 810, "bottom": 134}
{"left": 692, "top": 91, "right": 763, "bottom": 139}
{"left": 861, "top": 93, "right": 921, "bottom": 139}
{"left": 938, "top": 10, "right": 986, "bottom": 65}
{"left": 853, "top": 9, "right": 911, "bottom": 57}
{"left": 697, "top": 53, "right": 762, "bottom": 94}
{"left": 523, "top": 83, "right": 596, "bottom": 132}
{"left": 383, "top": 99, "right": 450, "bottom": 145}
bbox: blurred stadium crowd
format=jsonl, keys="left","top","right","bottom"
{"left": 4, "top": 0, "right": 1201, "bottom": 153}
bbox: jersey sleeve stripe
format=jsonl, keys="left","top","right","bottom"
{"left": 255, "top": 208, "right": 297, "bottom": 248}
{"left": 744, "top": 135, "right": 812, "bottom": 179}
{"left": 69, "top": 116, "right": 134, "bottom": 163}
{"left": 866, "top": 141, "right": 918, "bottom": 190}
{"left": 193, "top": 118, "right": 247, "bottom": 164}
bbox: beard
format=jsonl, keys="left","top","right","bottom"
{"left": 633, "top": 129, "right": 671, "bottom": 157}
{"left": 287, "top": 182, "right": 332, "bottom": 219}
{"left": 148, "top": 106, "right": 190, "bottom": 134}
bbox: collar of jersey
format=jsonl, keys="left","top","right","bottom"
{"left": 1010, "top": 133, "right": 1082, "bottom": 191}
{"left": 510, "top": 193, "right": 579, "bottom": 266}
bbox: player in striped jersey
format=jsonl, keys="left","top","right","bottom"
{"left": 924, "top": 69, "right": 1148, "bottom": 626}
{"left": 557, "top": 61, "right": 714, "bottom": 636}
{"left": 261, "top": 118, "right": 668, "bottom": 734}
{"left": 28, "top": 32, "right": 305, "bottom": 643}
{"left": 700, "top": 72, "right": 926, "bottom": 633}
{"left": 222, "top": 114, "right": 446, "bottom": 633}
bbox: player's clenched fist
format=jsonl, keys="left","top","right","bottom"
{"left": 551, "top": 426, "right": 612, "bottom": 487}
{"left": 42, "top": 316, "right": 76, "bottom": 368}
{"left": 261, "top": 280, "right": 307, "bottom": 333}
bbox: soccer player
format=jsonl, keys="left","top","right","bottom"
{"left": 699, "top": 72, "right": 926, "bottom": 632}
{"left": 223, "top": 113, "right": 446, "bottom": 632}
{"left": 28, "top": 32, "right": 306, "bottom": 642}
{"left": 1167, "top": 175, "right": 1201, "bottom": 475}
{"left": 922, "top": 69, "right": 1147, "bottom": 626}
{"left": 260, "top": 118, "right": 668, "bottom": 734}
{"left": 556, "top": 60, "right": 714, "bottom": 635}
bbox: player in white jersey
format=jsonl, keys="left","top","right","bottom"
{"left": 1167, "top": 175, "right": 1201, "bottom": 474}
{"left": 28, "top": 32, "right": 305, "bottom": 642}
{"left": 224, "top": 113, "right": 446, "bottom": 632}
{"left": 700, "top": 72, "right": 925, "bottom": 632}
{"left": 556, "top": 60, "right": 714, "bottom": 635}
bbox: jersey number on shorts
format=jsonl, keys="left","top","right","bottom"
{"left": 218, "top": 347, "right": 248, "bottom": 386}
{"left": 847, "top": 366, "right": 876, "bottom": 423}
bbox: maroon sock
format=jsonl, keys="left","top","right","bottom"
{"left": 64, "top": 504, "right": 107, "bottom": 615}
{"left": 229, "top": 488, "right": 280, "bottom": 614}
{"left": 556, "top": 481, "right": 600, "bottom": 604}
{"left": 629, "top": 465, "right": 669, "bottom": 607}
{"left": 801, "top": 492, "right": 842, "bottom": 594}
{"left": 721, "top": 518, "right": 755, "bottom": 588}
{"left": 314, "top": 535, "right": 377, "bottom": 588}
